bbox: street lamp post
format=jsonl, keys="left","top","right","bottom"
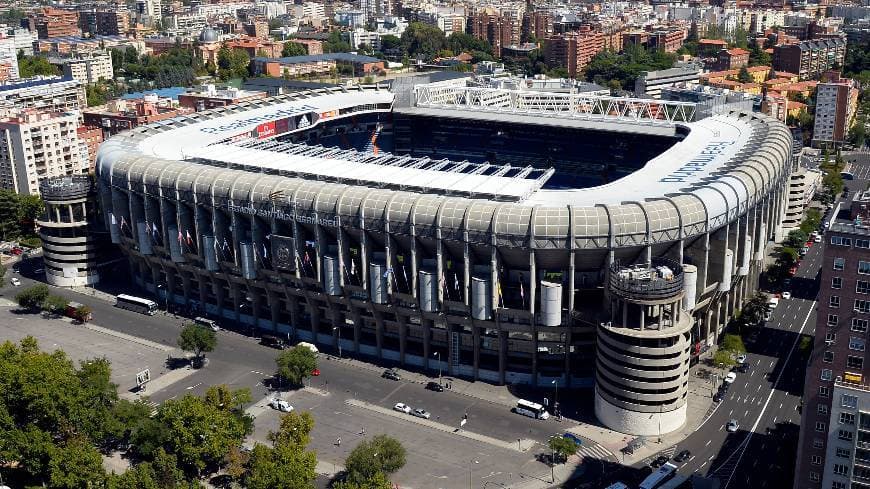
{"left": 333, "top": 326, "right": 342, "bottom": 358}
{"left": 551, "top": 379, "right": 559, "bottom": 418}
{"left": 434, "top": 351, "right": 442, "bottom": 385}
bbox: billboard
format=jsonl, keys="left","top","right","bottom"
{"left": 256, "top": 121, "right": 277, "bottom": 139}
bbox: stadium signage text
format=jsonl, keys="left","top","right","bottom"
{"left": 227, "top": 203, "right": 338, "bottom": 227}
{"left": 199, "top": 105, "right": 318, "bottom": 134}
{"left": 659, "top": 141, "right": 735, "bottom": 183}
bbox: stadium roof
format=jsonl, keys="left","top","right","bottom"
{"left": 252, "top": 53, "right": 383, "bottom": 64}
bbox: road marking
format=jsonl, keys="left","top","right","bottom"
{"left": 773, "top": 416, "right": 777, "bottom": 423}
{"left": 723, "top": 303, "right": 814, "bottom": 489}
{"left": 706, "top": 440, "right": 712, "bottom": 447}
{"left": 745, "top": 410, "right": 749, "bottom": 417}
{"left": 700, "top": 461, "right": 708, "bottom": 469}
{"left": 186, "top": 382, "right": 202, "bottom": 390}
{"left": 757, "top": 385, "right": 761, "bottom": 392}
{"left": 709, "top": 455, "right": 715, "bottom": 461}
{"left": 770, "top": 360, "right": 774, "bottom": 368}
{"left": 729, "top": 409, "right": 734, "bottom": 416}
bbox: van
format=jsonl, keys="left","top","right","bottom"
{"left": 194, "top": 317, "right": 219, "bottom": 331}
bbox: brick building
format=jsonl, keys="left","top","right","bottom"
{"left": 522, "top": 10, "right": 553, "bottom": 42}
{"left": 82, "top": 96, "right": 192, "bottom": 138}
{"left": 76, "top": 125, "right": 103, "bottom": 172}
{"left": 545, "top": 28, "right": 605, "bottom": 78}
{"left": 225, "top": 38, "right": 283, "bottom": 59}
{"left": 28, "top": 8, "right": 81, "bottom": 39}
{"left": 716, "top": 48, "right": 750, "bottom": 70}
{"left": 470, "top": 9, "right": 521, "bottom": 58}
{"left": 812, "top": 73, "right": 860, "bottom": 147}
{"left": 78, "top": 9, "right": 130, "bottom": 36}
{"left": 773, "top": 38, "right": 847, "bottom": 80}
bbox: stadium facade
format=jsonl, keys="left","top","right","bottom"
{"left": 96, "top": 81, "right": 793, "bottom": 435}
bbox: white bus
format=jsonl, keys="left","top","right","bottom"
{"left": 639, "top": 462, "right": 678, "bottom": 489}
{"left": 115, "top": 294, "right": 158, "bottom": 315}
{"left": 514, "top": 399, "right": 550, "bottom": 420}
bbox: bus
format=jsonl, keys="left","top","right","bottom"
{"left": 514, "top": 399, "right": 550, "bottom": 420}
{"left": 115, "top": 294, "right": 158, "bottom": 315}
{"left": 639, "top": 462, "right": 678, "bottom": 489}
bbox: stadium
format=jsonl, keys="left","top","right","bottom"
{"left": 95, "top": 78, "right": 792, "bottom": 435}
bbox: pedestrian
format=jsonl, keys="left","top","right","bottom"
{"left": 360, "top": 427, "right": 366, "bottom": 435}
{"left": 336, "top": 437, "right": 341, "bottom": 446}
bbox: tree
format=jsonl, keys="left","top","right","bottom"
{"left": 446, "top": 32, "right": 492, "bottom": 56}
{"left": 713, "top": 349, "right": 736, "bottom": 368}
{"left": 275, "top": 345, "right": 317, "bottom": 387}
{"left": 737, "top": 66, "right": 752, "bottom": 84}
{"left": 323, "top": 31, "right": 353, "bottom": 54}
{"left": 42, "top": 294, "right": 69, "bottom": 316}
{"left": 282, "top": 41, "right": 307, "bottom": 57}
{"left": 379, "top": 35, "right": 403, "bottom": 55}
{"left": 129, "top": 418, "right": 172, "bottom": 460}
{"left": 334, "top": 470, "right": 393, "bottom": 489}
{"left": 217, "top": 47, "right": 251, "bottom": 80}
{"left": 849, "top": 121, "right": 866, "bottom": 148}
{"left": 400, "top": 22, "right": 447, "bottom": 61}
{"left": 548, "top": 436, "right": 578, "bottom": 463}
{"left": 736, "top": 293, "right": 768, "bottom": 328}
{"left": 344, "top": 435, "right": 406, "bottom": 484}
{"left": 245, "top": 411, "right": 317, "bottom": 489}
{"left": 15, "top": 284, "right": 50, "bottom": 310}
{"left": 48, "top": 437, "right": 107, "bottom": 489}
{"left": 224, "top": 445, "right": 249, "bottom": 483}
{"left": 722, "top": 333, "right": 747, "bottom": 354}
{"left": 72, "top": 304, "right": 92, "bottom": 323}
{"left": 178, "top": 323, "right": 217, "bottom": 363}
{"left": 18, "top": 54, "right": 59, "bottom": 78}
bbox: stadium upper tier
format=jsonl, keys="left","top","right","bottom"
{"left": 97, "top": 85, "right": 792, "bottom": 248}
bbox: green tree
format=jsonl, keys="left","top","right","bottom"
{"left": 177, "top": 323, "right": 217, "bottom": 363}
{"left": 446, "top": 32, "right": 492, "bottom": 56}
{"left": 73, "top": 304, "right": 92, "bottom": 323}
{"left": 245, "top": 411, "right": 317, "bottom": 489}
{"left": 275, "top": 345, "right": 318, "bottom": 387}
{"left": 737, "top": 66, "right": 752, "bottom": 83}
{"left": 849, "top": 121, "right": 866, "bottom": 148}
{"left": 379, "top": 35, "right": 403, "bottom": 55}
{"left": 344, "top": 435, "right": 406, "bottom": 484}
{"left": 86, "top": 84, "right": 108, "bottom": 107}
{"left": 400, "top": 22, "right": 447, "bottom": 61}
{"left": 48, "top": 437, "right": 107, "bottom": 488}
{"left": 334, "top": 470, "right": 393, "bottom": 489}
{"left": 42, "top": 294, "right": 69, "bottom": 316}
{"left": 154, "top": 388, "right": 250, "bottom": 476}
{"left": 713, "top": 349, "right": 736, "bottom": 368}
{"left": 722, "top": 333, "right": 747, "bottom": 354}
{"left": 736, "top": 293, "right": 769, "bottom": 329}
{"left": 18, "top": 54, "right": 60, "bottom": 78}
{"left": 323, "top": 31, "right": 353, "bottom": 54}
{"left": 548, "top": 436, "right": 578, "bottom": 463}
{"left": 217, "top": 47, "right": 251, "bottom": 80}
{"left": 282, "top": 41, "right": 307, "bottom": 57}
{"left": 129, "top": 418, "right": 172, "bottom": 460}
{"left": 15, "top": 284, "right": 50, "bottom": 310}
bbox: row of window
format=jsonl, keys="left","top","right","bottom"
{"left": 821, "top": 352, "right": 864, "bottom": 369}
{"left": 827, "top": 316, "right": 869, "bottom": 333}
{"left": 831, "top": 278, "right": 870, "bottom": 294}
{"left": 832, "top": 258, "right": 870, "bottom": 273}
{"left": 828, "top": 296, "right": 870, "bottom": 313}
{"left": 820, "top": 332, "right": 866, "bottom": 351}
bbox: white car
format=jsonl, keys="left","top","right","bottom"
{"left": 724, "top": 372, "right": 737, "bottom": 384}
{"left": 393, "top": 402, "right": 411, "bottom": 414}
{"left": 726, "top": 419, "right": 739, "bottom": 432}
{"left": 782, "top": 291, "right": 791, "bottom": 299}
{"left": 412, "top": 408, "right": 431, "bottom": 419}
{"left": 814, "top": 235, "right": 822, "bottom": 243}
{"left": 268, "top": 398, "right": 293, "bottom": 412}
{"left": 736, "top": 354, "right": 747, "bottom": 365}
{"left": 10, "top": 277, "right": 20, "bottom": 286}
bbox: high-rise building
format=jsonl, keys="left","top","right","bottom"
{"left": 522, "top": 10, "right": 553, "bottom": 42}
{"left": 470, "top": 8, "right": 522, "bottom": 58}
{"left": 0, "top": 110, "right": 87, "bottom": 195}
{"left": 545, "top": 28, "right": 605, "bottom": 78}
{"left": 773, "top": 38, "right": 847, "bottom": 80}
{"left": 0, "top": 36, "right": 19, "bottom": 81}
{"left": 0, "top": 77, "right": 85, "bottom": 115}
{"left": 79, "top": 9, "right": 130, "bottom": 36}
{"left": 812, "top": 73, "right": 859, "bottom": 147}
{"left": 7, "top": 27, "right": 37, "bottom": 56}
{"left": 56, "top": 52, "right": 114, "bottom": 85}
{"left": 28, "top": 8, "right": 81, "bottom": 39}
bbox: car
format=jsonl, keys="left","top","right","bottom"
{"left": 412, "top": 408, "right": 431, "bottom": 419}
{"left": 650, "top": 455, "right": 670, "bottom": 468}
{"left": 788, "top": 266, "right": 798, "bottom": 276}
{"left": 311, "top": 368, "right": 320, "bottom": 376}
{"left": 799, "top": 247, "right": 809, "bottom": 256}
{"left": 783, "top": 278, "right": 792, "bottom": 287}
{"left": 10, "top": 277, "right": 20, "bottom": 286}
{"left": 726, "top": 419, "right": 739, "bottom": 432}
{"left": 724, "top": 372, "right": 737, "bottom": 384}
{"left": 814, "top": 235, "right": 822, "bottom": 243}
{"left": 382, "top": 369, "right": 401, "bottom": 381}
{"left": 562, "top": 432, "right": 583, "bottom": 446}
{"left": 269, "top": 398, "right": 293, "bottom": 412}
{"left": 426, "top": 381, "right": 444, "bottom": 392}
{"left": 260, "top": 335, "right": 287, "bottom": 349}
{"left": 674, "top": 450, "right": 692, "bottom": 463}
{"left": 782, "top": 291, "right": 791, "bottom": 299}
{"left": 393, "top": 402, "right": 411, "bottom": 414}
{"left": 736, "top": 354, "right": 747, "bottom": 364}
{"left": 764, "top": 310, "right": 772, "bottom": 321}
{"left": 713, "top": 391, "right": 725, "bottom": 402}
{"left": 734, "top": 363, "right": 750, "bottom": 373}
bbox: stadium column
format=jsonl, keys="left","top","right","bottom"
{"left": 180, "top": 270, "right": 192, "bottom": 305}
{"left": 565, "top": 206, "right": 576, "bottom": 382}
{"left": 499, "top": 329, "right": 508, "bottom": 385}
{"left": 314, "top": 212, "right": 324, "bottom": 285}
{"left": 490, "top": 234, "right": 503, "bottom": 384}
{"left": 529, "top": 207, "right": 538, "bottom": 384}
{"left": 360, "top": 225, "right": 369, "bottom": 291}
{"left": 268, "top": 288, "right": 280, "bottom": 332}
{"left": 198, "top": 273, "right": 208, "bottom": 312}
{"left": 231, "top": 282, "right": 242, "bottom": 323}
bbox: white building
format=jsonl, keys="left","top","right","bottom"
{"left": 349, "top": 29, "right": 383, "bottom": 50}
{"left": 0, "top": 36, "right": 19, "bottom": 81}
{"left": 782, "top": 165, "right": 822, "bottom": 232}
{"left": 5, "top": 27, "right": 36, "bottom": 57}
{"left": 821, "top": 381, "right": 870, "bottom": 489}
{"left": 258, "top": 1, "right": 287, "bottom": 19}
{"left": 0, "top": 110, "right": 87, "bottom": 195}
{"left": 57, "top": 52, "right": 114, "bottom": 85}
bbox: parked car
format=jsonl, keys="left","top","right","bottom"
{"left": 674, "top": 450, "right": 692, "bottom": 463}
{"left": 269, "top": 398, "right": 293, "bottom": 412}
{"left": 260, "top": 335, "right": 287, "bottom": 349}
{"left": 814, "top": 235, "right": 822, "bottom": 243}
{"left": 713, "top": 391, "right": 725, "bottom": 403}
{"left": 412, "top": 408, "right": 431, "bottom": 419}
{"left": 562, "top": 432, "right": 583, "bottom": 446}
{"left": 736, "top": 354, "right": 747, "bottom": 364}
{"left": 393, "top": 402, "right": 411, "bottom": 414}
{"left": 724, "top": 372, "right": 737, "bottom": 383}
{"left": 782, "top": 291, "right": 791, "bottom": 299}
{"left": 734, "top": 363, "right": 750, "bottom": 373}
{"left": 726, "top": 419, "right": 739, "bottom": 432}
{"left": 383, "top": 369, "right": 401, "bottom": 381}
{"left": 10, "top": 277, "right": 20, "bottom": 286}
{"left": 311, "top": 369, "right": 320, "bottom": 376}
{"left": 799, "top": 247, "right": 809, "bottom": 256}
{"left": 426, "top": 381, "right": 444, "bottom": 392}
{"left": 651, "top": 455, "right": 670, "bottom": 468}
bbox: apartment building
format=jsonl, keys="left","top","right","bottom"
{"left": 82, "top": 95, "right": 191, "bottom": 138}
{"left": 781, "top": 166, "right": 822, "bottom": 232}
{"left": 0, "top": 77, "right": 85, "bottom": 115}
{"left": 54, "top": 52, "right": 114, "bottom": 85}
{"left": 470, "top": 8, "right": 522, "bottom": 58}
{"left": 76, "top": 125, "right": 102, "bottom": 172}
{"left": 78, "top": 9, "right": 130, "bottom": 36}
{"left": 28, "top": 8, "right": 81, "bottom": 39}
{"left": 716, "top": 48, "right": 749, "bottom": 70}
{"left": 0, "top": 36, "right": 19, "bottom": 81}
{"left": 813, "top": 73, "right": 859, "bottom": 148}
{"left": 545, "top": 29, "right": 605, "bottom": 78}
{"left": 523, "top": 10, "right": 553, "bottom": 41}
{"left": 773, "top": 38, "right": 847, "bottom": 81}
{"left": 0, "top": 110, "right": 87, "bottom": 195}
{"left": 796, "top": 195, "right": 870, "bottom": 489}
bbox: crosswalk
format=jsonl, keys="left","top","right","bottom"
{"left": 577, "top": 442, "right": 617, "bottom": 462}
{"left": 641, "top": 445, "right": 677, "bottom": 467}
{"left": 145, "top": 400, "right": 159, "bottom": 417}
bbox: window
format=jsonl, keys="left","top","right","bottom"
{"left": 837, "top": 447, "right": 851, "bottom": 459}
{"left": 821, "top": 386, "right": 830, "bottom": 397}
{"left": 832, "top": 236, "right": 853, "bottom": 246}
{"left": 856, "top": 299, "right": 870, "bottom": 313}
{"left": 833, "top": 482, "right": 847, "bottom": 489}
{"left": 861, "top": 261, "right": 870, "bottom": 275}
{"left": 814, "top": 438, "right": 825, "bottom": 449}
{"left": 829, "top": 314, "right": 839, "bottom": 326}
{"left": 822, "top": 369, "right": 834, "bottom": 381}
{"left": 833, "top": 277, "right": 843, "bottom": 289}
{"left": 843, "top": 394, "right": 859, "bottom": 409}
{"left": 840, "top": 412, "right": 856, "bottom": 425}
{"left": 835, "top": 258, "right": 846, "bottom": 270}
{"left": 819, "top": 404, "right": 830, "bottom": 414}
{"left": 848, "top": 356, "right": 864, "bottom": 369}
{"left": 833, "top": 463, "right": 849, "bottom": 476}
{"left": 838, "top": 429, "right": 854, "bottom": 441}
{"left": 850, "top": 337, "right": 866, "bottom": 351}
{"left": 859, "top": 281, "right": 870, "bottom": 294}
{"left": 817, "top": 421, "right": 828, "bottom": 432}
{"left": 827, "top": 333, "right": 838, "bottom": 343}
{"left": 812, "top": 455, "right": 822, "bottom": 464}
{"left": 831, "top": 296, "right": 841, "bottom": 308}
{"left": 853, "top": 319, "right": 869, "bottom": 333}
{"left": 857, "top": 239, "right": 870, "bottom": 249}
{"left": 824, "top": 351, "right": 835, "bottom": 363}
{"left": 810, "top": 472, "right": 820, "bottom": 482}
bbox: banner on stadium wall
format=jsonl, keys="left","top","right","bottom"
{"left": 275, "top": 117, "right": 291, "bottom": 134}
{"left": 271, "top": 235, "right": 296, "bottom": 271}
{"left": 320, "top": 109, "right": 338, "bottom": 120}
{"left": 256, "top": 121, "right": 277, "bottom": 139}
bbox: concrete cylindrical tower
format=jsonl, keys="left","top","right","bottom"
{"left": 38, "top": 176, "right": 108, "bottom": 287}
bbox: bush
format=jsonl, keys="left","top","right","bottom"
{"left": 15, "top": 284, "right": 49, "bottom": 309}
{"left": 18, "top": 236, "right": 42, "bottom": 248}
{"left": 43, "top": 294, "right": 69, "bottom": 315}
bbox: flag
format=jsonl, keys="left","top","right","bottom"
{"left": 304, "top": 251, "right": 311, "bottom": 264}
{"left": 384, "top": 267, "right": 393, "bottom": 279}
{"left": 497, "top": 280, "right": 503, "bottom": 308}
{"left": 454, "top": 272, "right": 459, "bottom": 292}
{"left": 177, "top": 229, "right": 183, "bottom": 244}
{"left": 520, "top": 279, "right": 525, "bottom": 301}
{"left": 222, "top": 237, "right": 229, "bottom": 250}
{"left": 401, "top": 264, "right": 409, "bottom": 288}
{"left": 440, "top": 269, "right": 448, "bottom": 300}
{"left": 262, "top": 243, "right": 268, "bottom": 259}
{"left": 151, "top": 222, "right": 159, "bottom": 238}
{"left": 120, "top": 216, "right": 127, "bottom": 228}
{"left": 110, "top": 213, "right": 117, "bottom": 225}
{"left": 350, "top": 259, "right": 356, "bottom": 277}
{"left": 185, "top": 230, "right": 193, "bottom": 245}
